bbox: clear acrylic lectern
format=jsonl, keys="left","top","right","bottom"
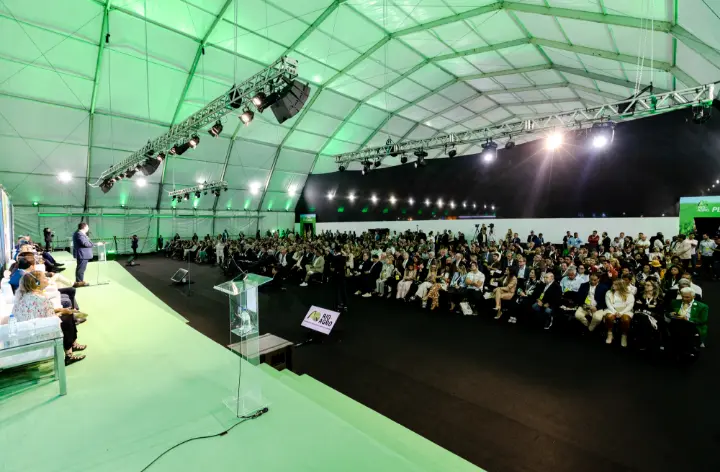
{"left": 93, "top": 241, "right": 110, "bottom": 286}
{"left": 213, "top": 273, "right": 272, "bottom": 417}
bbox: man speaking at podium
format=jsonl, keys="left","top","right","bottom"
{"left": 73, "top": 222, "right": 98, "bottom": 287}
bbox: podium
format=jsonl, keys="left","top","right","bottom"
{"left": 214, "top": 273, "right": 272, "bottom": 417}
{"left": 93, "top": 242, "right": 110, "bottom": 286}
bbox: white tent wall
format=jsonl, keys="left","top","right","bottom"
{"left": 11, "top": 205, "right": 293, "bottom": 254}
{"left": 315, "top": 218, "right": 680, "bottom": 245}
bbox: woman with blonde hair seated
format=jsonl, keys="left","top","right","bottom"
{"left": 604, "top": 279, "right": 635, "bottom": 347}
{"left": 8, "top": 271, "right": 86, "bottom": 365}
{"left": 396, "top": 263, "right": 416, "bottom": 300}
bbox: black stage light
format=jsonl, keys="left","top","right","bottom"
{"left": 156, "top": 152, "right": 166, "bottom": 162}
{"left": 208, "top": 121, "right": 223, "bottom": 138}
{"left": 184, "top": 193, "right": 190, "bottom": 201}
{"left": 361, "top": 160, "right": 371, "bottom": 175}
{"left": 447, "top": 148, "right": 457, "bottom": 158}
{"left": 505, "top": 139, "right": 515, "bottom": 150}
{"left": 481, "top": 140, "right": 498, "bottom": 162}
{"left": 400, "top": 154, "right": 408, "bottom": 164}
{"left": 125, "top": 169, "right": 136, "bottom": 178}
{"left": 252, "top": 91, "right": 267, "bottom": 109}
{"left": 195, "top": 191, "right": 201, "bottom": 198}
{"left": 692, "top": 105, "right": 711, "bottom": 124}
{"left": 204, "top": 190, "right": 208, "bottom": 195}
{"left": 100, "top": 179, "right": 114, "bottom": 194}
{"left": 240, "top": 109, "right": 254, "bottom": 125}
{"left": 271, "top": 80, "right": 311, "bottom": 124}
{"left": 189, "top": 134, "right": 200, "bottom": 149}
{"left": 590, "top": 121, "right": 615, "bottom": 149}
{"left": 170, "top": 142, "right": 190, "bottom": 156}
{"left": 414, "top": 149, "right": 427, "bottom": 168}
{"left": 374, "top": 160, "right": 381, "bottom": 168}
{"left": 224, "top": 187, "right": 228, "bottom": 192}
{"left": 229, "top": 88, "right": 242, "bottom": 109}
{"left": 338, "top": 165, "right": 346, "bottom": 172}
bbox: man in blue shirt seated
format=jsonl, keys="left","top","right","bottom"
{"left": 8, "top": 257, "right": 32, "bottom": 293}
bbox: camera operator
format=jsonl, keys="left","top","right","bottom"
{"left": 43, "top": 227, "right": 54, "bottom": 252}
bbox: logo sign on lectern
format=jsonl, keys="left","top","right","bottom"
{"left": 301, "top": 305, "right": 340, "bottom": 335}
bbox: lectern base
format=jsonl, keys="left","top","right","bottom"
{"left": 223, "top": 393, "right": 269, "bottom": 418}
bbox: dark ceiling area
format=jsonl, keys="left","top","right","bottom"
{"left": 298, "top": 104, "right": 720, "bottom": 222}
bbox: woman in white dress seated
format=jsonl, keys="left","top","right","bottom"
{"left": 604, "top": 279, "right": 635, "bottom": 348}
{"left": 10, "top": 271, "right": 86, "bottom": 365}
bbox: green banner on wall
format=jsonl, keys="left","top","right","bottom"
{"left": 679, "top": 197, "right": 720, "bottom": 234}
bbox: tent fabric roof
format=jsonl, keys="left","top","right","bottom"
{"left": 1, "top": 0, "right": 719, "bottom": 210}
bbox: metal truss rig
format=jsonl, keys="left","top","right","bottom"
{"left": 333, "top": 84, "right": 716, "bottom": 165}
{"left": 168, "top": 180, "right": 228, "bottom": 198}
{"left": 95, "top": 56, "right": 299, "bottom": 184}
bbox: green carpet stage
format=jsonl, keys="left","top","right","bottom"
{"left": 0, "top": 258, "right": 483, "bottom": 472}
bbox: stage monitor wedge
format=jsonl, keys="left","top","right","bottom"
{"left": 271, "top": 80, "right": 311, "bottom": 124}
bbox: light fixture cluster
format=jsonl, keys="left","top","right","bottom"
{"left": 95, "top": 56, "right": 304, "bottom": 194}
{"left": 169, "top": 180, "right": 228, "bottom": 204}
{"left": 332, "top": 83, "right": 714, "bottom": 169}
{"left": 324, "top": 192, "right": 495, "bottom": 210}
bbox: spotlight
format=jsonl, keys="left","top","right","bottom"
{"left": 229, "top": 89, "right": 243, "bottom": 109}
{"left": 100, "top": 179, "right": 114, "bottom": 194}
{"left": 170, "top": 142, "right": 190, "bottom": 156}
{"left": 437, "top": 198, "right": 443, "bottom": 208}
{"left": 188, "top": 135, "right": 200, "bottom": 149}
{"left": 374, "top": 160, "right": 381, "bottom": 168}
{"left": 184, "top": 193, "right": 190, "bottom": 201}
{"left": 491, "top": 204, "right": 495, "bottom": 210}
{"left": 125, "top": 169, "right": 136, "bottom": 178}
{"left": 204, "top": 191, "right": 208, "bottom": 195}
{"left": 362, "top": 161, "right": 371, "bottom": 175}
{"left": 348, "top": 193, "right": 356, "bottom": 202}
{"left": 195, "top": 191, "right": 201, "bottom": 198}
{"left": 371, "top": 195, "right": 378, "bottom": 203}
{"left": 546, "top": 132, "right": 563, "bottom": 150}
{"left": 590, "top": 121, "right": 615, "bottom": 149}
{"left": 481, "top": 140, "right": 497, "bottom": 162}
{"left": 389, "top": 143, "right": 400, "bottom": 157}
{"left": 288, "top": 184, "right": 297, "bottom": 196}
{"left": 400, "top": 154, "right": 408, "bottom": 164}
{"left": 252, "top": 92, "right": 267, "bottom": 108}
{"left": 208, "top": 120, "right": 223, "bottom": 138}
{"left": 505, "top": 139, "right": 515, "bottom": 150}
{"left": 424, "top": 199, "right": 430, "bottom": 206}
{"left": 462, "top": 202, "right": 466, "bottom": 208}
{"left": 408, "top": 197, "right": 414, "bottom": 205}
{"left": 240, "top": 109, "right": 254, "bottom": 125}
{"left": 224, "top": 187, "right": 228, "bottom": 192}
{"left": 136, "top": 178, "right": 147, "bottom": 188}
{"left": 389, "top": 195, "right": 397, "bottom": 204}
{"left": 327, "top": 191, "right": 334, "bottom": 200}
{"left": 58, "top": 171, "right": 72, "bottom": 183}
{"left": 692, "top": 105, "right": 711, "bottom": 124}
{"left": 156, "top": 152, "right": 166, "bottom": 162}
{"left": 446, "top": 145, "right": 457, "bottom": 158}
{"left": 338, "top": 165, "right": 346, "bottom": 172}
{"left": 473, "top": 203, "right": 476, "bottom": 209}
{"left": 32, "top": 201, "right": 39, "bottom": 207}
{"left": 450, "top": 201, "right": 455, "bottom": 209}
{"left": 249, "top": 182, "right": 261, "bottom": 195}
{"left": 414, "top": 149, "right": 427, "bottom": 168}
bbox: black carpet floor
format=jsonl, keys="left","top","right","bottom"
{"left": 123, "top": 256, "right": 720, "bottom": 472}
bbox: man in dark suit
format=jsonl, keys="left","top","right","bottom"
{"left": 359, "top": 254, "right": 382, "bottom": 297}
{"left": 72, "top": 222, "right": 95, "bottom": 286}
{"left": 573, "top": 273, "right": 609, "bottom": 331}
{"left": 532, "top": 272, "right": 562, "bottom": 330}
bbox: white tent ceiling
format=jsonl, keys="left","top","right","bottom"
{"left": 1, "top": 0, "right": 719, "bottom": 211}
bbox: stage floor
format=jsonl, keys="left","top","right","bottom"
{"left": 0, "top": 261, "right": 455, "bottom": 472}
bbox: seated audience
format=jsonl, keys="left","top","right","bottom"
{"left": 533, "top": 273, "right": 561, "bottom": 329}
{"left": 574, "top": 273, "right": 609, "bottom": 332}
{"left": 7, "top": 272, "right": 86, "bottom": 364}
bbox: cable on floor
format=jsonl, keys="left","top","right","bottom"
{"left": 139, "top": 407, "right": 269, "bottom": 471}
